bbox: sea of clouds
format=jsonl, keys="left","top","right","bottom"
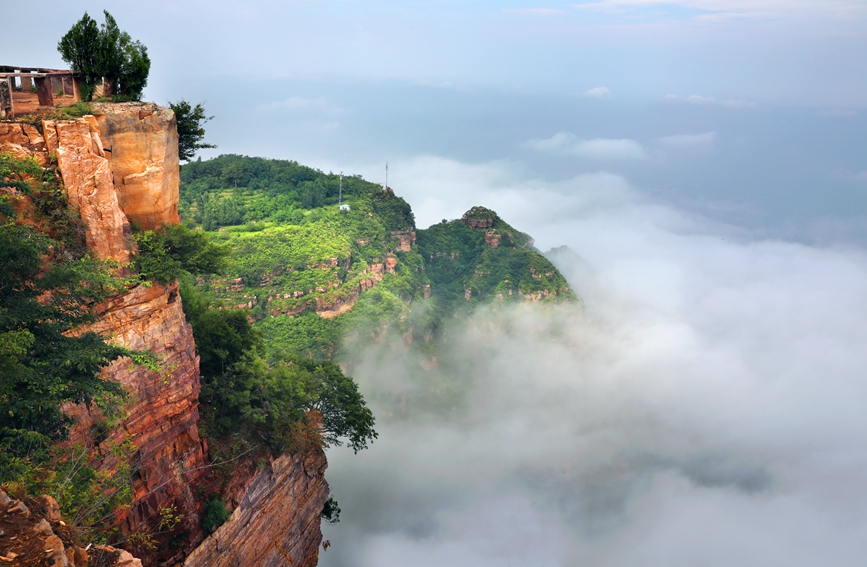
{"left": 319, "top": 156, "right": 867, "bottom": 567}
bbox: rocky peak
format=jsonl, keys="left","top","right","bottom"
{"left": 460, "top": 206, "right": 498, "bottom": 229}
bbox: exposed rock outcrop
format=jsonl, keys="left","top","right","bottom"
{"left": 184, "top": 449, "right": 329, "bottom": 567}
{"left": 460, "top": 206, "right": 496, "bottom": 229}
{"left": 90, "top": 103, "right": 181, "bottom": 230}
{"left": 65, "top": 281, "right": 208, "bottom": 540}
{"left": 0, "top": 489, "right": 143, "bottom": 567}
{"left": 44, "top": 118, "right": 132, "bottom": 264}
{"left": 391, "top": 229, "right": 416, "bottom": 252}
{"left": 3, "top": 105, "right": 330, "bottom": 567}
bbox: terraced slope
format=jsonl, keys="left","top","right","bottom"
{"left": 179, "top": 155, "right": 575, "bottom": 359}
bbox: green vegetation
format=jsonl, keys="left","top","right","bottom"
{"left": 322, "top": 496, "right": 341, "bottom": 524}
{"left": 202, "top": 496, "right": 231, "bottom": 534}
{"left": 58, "top": 10, "right": 151, "bottom": 101}
{"left": 0, "top": 154, "right": 159, "bottom": 536}
{"left": 179, "top": 278, "right": 377, "bottom": 456}
{"left": 417, "top": 206, "right": 575, "bottom": 310}
{"left": 132, "top": 223, "right": 229, "bottom": 284}
{"left": 177, "top": 155, "right": 574, "bottom": 364}
{"left": 170, "top": 100, "right": 216, "bottom": 162}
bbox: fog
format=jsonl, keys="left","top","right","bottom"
{"left": 320, "top": 158, "right": 867, "bottom": 567}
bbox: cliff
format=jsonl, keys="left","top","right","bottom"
{"left": 90, "top": 102, "right": 180, "bottom": 230}
{"left": 2, "top": 108, "right": 209, "bottom": 547}
{"left": 64, "top": 280, "right": 208, "bottom": 543}
{"left": 185, "top": 449, "right": 329, "bottom": 567}
{"left": 1, "top": 106, "right": 329, "bottom": 567}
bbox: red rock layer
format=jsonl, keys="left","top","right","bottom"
{"left": 66, "top": 281, "right": 207, "bottom": 538}
{"left": 2, "top": 119, "right": 133, "bottom": 264}
{"left": 184, "top": 449, "right": 329, "bottom": 567}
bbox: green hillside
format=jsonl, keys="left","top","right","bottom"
{"left": 179, "top": 155, "right": 577, "bottom": 360}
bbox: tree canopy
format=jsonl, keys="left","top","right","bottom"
{"left": 170, "top": 100, "right": 217, "bottom": 162}
{"left": 58, "top": 10, "right": 151, "bottom": 101}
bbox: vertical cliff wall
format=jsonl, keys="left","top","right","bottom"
{"left": 185, "top": 449, "right": 329, "bottom": 567}
{"left": 2, "top": 106, "right": 328, "bottom": 567}
{"left": 90, "top": 102, "right": 181, "bottom": 230}
{"left": 65, "top": 280, "right": 208, "bottom": 539}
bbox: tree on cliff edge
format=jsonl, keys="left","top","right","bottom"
{"left": 58, "top": 10, "right": 151, "bottom": 101}
{"left": 170, "top": 100, "right": 217, "bottom": 162}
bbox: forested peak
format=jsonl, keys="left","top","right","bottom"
{"left": 460, "top": 206, "right": 498, "bottom": 229}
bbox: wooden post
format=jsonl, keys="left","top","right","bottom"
{"left": 62, "top": 75, "right": 74, "bottom": 96}
{"left": 71, "top": 75, "right": 83, "bottom": 102}
{"left": 20, "top": 75, "right": 33, "bottom": 91}
{"left": 0, "top": 78, "right": 12, "bottom": 118}
{"left": 34, "top": 76, "right": 55, "bottom": 107}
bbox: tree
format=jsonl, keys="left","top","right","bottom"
{"left": 57, "top": 12, "right": 101, "bottom": 101}
{"left": 57, "top": 10, "right": 150, "bottom": 101}
{"left": 0, "top": 222, "right": 129, "bottom": 471}
{"left": 170, "top": 100, "right": 217, "bottom": 162}
{"left": 97, "top": 11, "right": 150, "bottom": 99}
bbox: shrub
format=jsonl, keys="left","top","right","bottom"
{"left": 201, "top": 497, "right": 231, "bottom": 534}
{"left": 133, "top": 224, "right": 229, "bottom": 284}
{"left": 322, "top": 497, "right": 341, "bottom": 524}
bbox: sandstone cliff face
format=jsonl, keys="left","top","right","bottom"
{"left": 3, "top": 115, "right": 207, "bottom": 545}
{"left": 90, "top": 102, "right": 181, "bottom": 230}
{"left": 1, "top": 119, "right": 132, "bottom": 264}
{"left": 66, "top": 280, "right": 208, "bottom": 540}
{"left": 3, "top": 107, "right": 329, "bottom": 567}
{"left": 45, "top": 118, "right": 132, "bottom": 264}
{"left": 185, "top": 450, "right": 329, "bottom": 567}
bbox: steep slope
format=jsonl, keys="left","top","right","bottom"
{"left": 179, "top": 156, "right": 576, "bottom": 362}
{"left": 2, "top": 110, "right": 331, "bottom": 567}
{"left": 417, "top": 205, "right": 576, "bottom": 306}
{"left": 1, "top": 109, "right": 210, "bottom": 556}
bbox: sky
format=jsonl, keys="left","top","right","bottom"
{"left": 7, "top": 2, "right": 867, "bottom": 565}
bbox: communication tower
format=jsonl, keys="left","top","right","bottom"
{"left": 339, "top": 171, "right": 350, "bottom": 211}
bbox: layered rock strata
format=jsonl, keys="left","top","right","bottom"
{"left": 3, "top": 105, "right": 329, "bottom": 566}
{"left": 65, "top": 280, "right": 208, "bottom": 539}
{"left": 185, "top": 449, "right": 329, "bottom": 567}
{"left": 44, "top": 117, "right": 132, "bottom": 264}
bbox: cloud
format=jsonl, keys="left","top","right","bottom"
{"left": 414, "top": 79, "right": 458, "bottom": 90}
{"left": 320, "top": 155, "right": 867, "bottom": 567}
{"left": 832, "top": 168, "right": 867, "bottom": 182}
{"left": 656, "top": 131, "right": 717, "bottom": 149}
{"left": 819, "top": 108, "right": 859, "bottom": 117}
{"left": 503, "top": 8, "right": 565, "bottom": 15}
{"left": 665, "top": 94, "right": 754, "bottom": 109}
{"left": 584, "top": 86, "right": 611, "bottom": 99}
{"left": 258, "top": 96, "right": 329, "bottom": 110}
{"left": 571, "top": 0, "right": 864, "bottom": 21}
{"left": 526, "top": 133, "right": 647, "bottom": 160}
